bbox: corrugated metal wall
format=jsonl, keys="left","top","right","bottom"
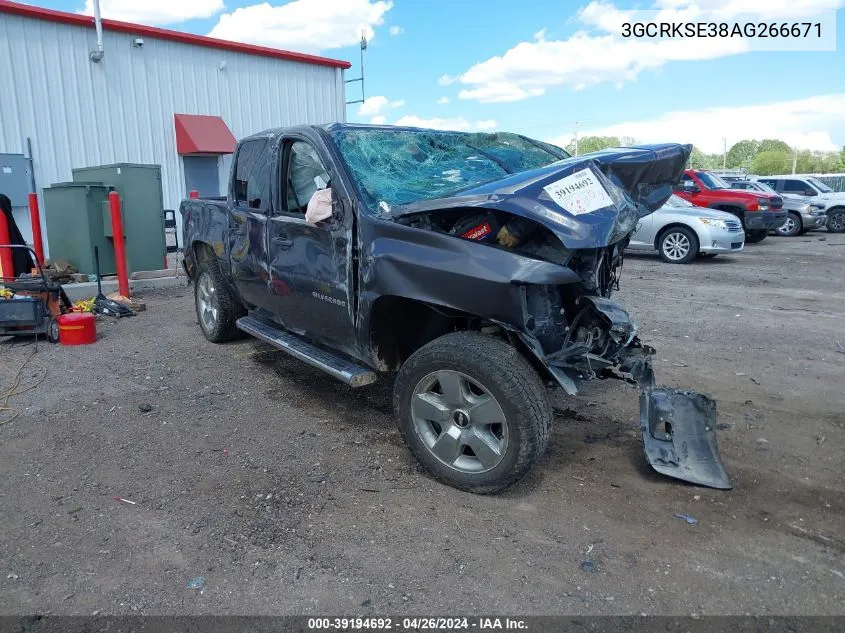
{"left": 0, "top": 11, "right": 346, "bottom": 249}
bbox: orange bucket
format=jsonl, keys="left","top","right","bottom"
{"left": 58, "top": 313, "right": 97, "bottom": 346}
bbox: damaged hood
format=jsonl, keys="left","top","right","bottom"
{"left": 389, "top": 144, "right": 692, "bottom": 250}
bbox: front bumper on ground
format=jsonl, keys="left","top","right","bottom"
{"left": 746, "top": 210, "right": 787, "bottom": 231}
{"left": 526, "top": 296, "right": 732, "bottom": 490}
{"left": 698, "top": 226, "right": 745, "bottom": 254}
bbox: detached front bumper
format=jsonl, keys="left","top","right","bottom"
{"left": 746, "top": 210, "right": 787, "bottom": 231}
{"left": 519, "top": 295, "right": 732, "bottom": 490}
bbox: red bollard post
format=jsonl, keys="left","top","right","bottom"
{"left": 28, "top": 193, "right": 45, "bottom": 265}
{"left": 0, "top": 208, "right": 13, "bottom": 280}
{"left": 189, "top": 190, "right": 199, "bottom": 199}
{"left": 109, "top": 191, "right": 130, "bottom": 298}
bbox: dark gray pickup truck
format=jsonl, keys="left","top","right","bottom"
{"left": 181, "top": 123, "right": 731, "bottom": 493}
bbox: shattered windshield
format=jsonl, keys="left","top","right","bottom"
{"left": 329, "top": 127, "right": 569, "bottom": 210}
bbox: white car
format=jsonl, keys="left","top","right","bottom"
{"left": 753, "top": 175, "right": 845, "bottom": 233}
{"left": 627, "top": 194, "right": 746, "bottom": 264}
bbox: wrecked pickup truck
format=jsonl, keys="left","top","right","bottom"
{"left": 181, "top": 124, "right": 731, "bottom": 494}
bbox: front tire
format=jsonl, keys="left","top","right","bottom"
{"left": 194, "top": 259, "right": 243, "bottom": 343}
{"left": 658, "top": 227, "right": 698, "bottom": 264}
{"left": 746, "top": 230, "right": 768, "bottom": 243}
{"left": 395, "top": 331, "right": 552, "bottom": 494}
{"left": 775, "top": 212, "right": 802, "bottom": 237}
{"left": 827, "top": 209, "right": 845, "bottom": 233}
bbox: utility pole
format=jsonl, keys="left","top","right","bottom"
{"left": 574, "top": 121, "right": 579, "bottom": 156}
{"left": 344, "top": 32, "right": 368, "bottom": 105}
{"left": 722, "top": 137, "right": 727, "bottom": 169}
{"left": 792, "top": 146, "right": 798, "bottom": 174}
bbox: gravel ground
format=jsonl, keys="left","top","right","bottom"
{"left": 1, "top": 234, "right": 843, "bottom": 616}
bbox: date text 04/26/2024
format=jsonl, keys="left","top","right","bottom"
{"left": 307, "top": 617, "right": 528, "bottom": 630}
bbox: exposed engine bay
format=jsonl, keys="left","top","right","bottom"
{"left": 329, "top": 127, "right": 732, "bottom": 489}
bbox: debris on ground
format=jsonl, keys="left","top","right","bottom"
{"left": 40, "top": 260, "right": 78, "bottom": 285}
{"left": 6, "top": 573, "right": 19, "bottom": 580}
{"left": 187, "top": 576, "right": 205, "bottom": 589}
{"left": 112, "top": 497, "right": 136, "bottom": 505}
{"left": 107, "top": 292, "right": 147, "bottom": 313}
{"left": 138, "top": 403, "right": 153, "bottom": 413}
{"left": 580, "top": 560, "right": 598, "bottom": 573}
{"left": 674, "top": 513, "right": 698, "bottom": 526}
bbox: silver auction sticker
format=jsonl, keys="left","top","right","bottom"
{"left": 543, "top": 168, "right": 611, "bottom": 215}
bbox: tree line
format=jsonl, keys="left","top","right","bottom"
{"left": 563, "top": 136, "right": 845, "bottom": 175}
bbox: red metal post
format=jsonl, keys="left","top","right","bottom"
{"left": 28, "top": 193, "right": 45, "bottom": 265}
{"left": 189, "top": 190, "right": 199, "bottom": 199}
{"left": 0, "top": 208, "right": 13, "bottom": 280}
{"left": 109, "top": 191, "right": 130, "bottom": 298}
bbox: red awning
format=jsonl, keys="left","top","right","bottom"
{"left": 174, "top": 114, "right": 237, "bottom": 155}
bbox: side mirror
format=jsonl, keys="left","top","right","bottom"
{"left": 804, "top": 189, "right": 817, "bottom": 197}
{"left": 683, "top": 181, "right": 699, "bottom": 194}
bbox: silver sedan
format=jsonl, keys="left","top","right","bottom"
{"left": 627, "top": 194, "right": 746, "bottom": 264}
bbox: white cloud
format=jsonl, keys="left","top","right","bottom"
{"left": 80, "top": 0, "right": 224, "bottom": 25}
{"left": 208, "top": 0, "right": 393, "bottom": 53}
{"left": 357, "top": 95, "right": 404, "bottom": 117}
{"left": 369, "top": 115, "right": 387, "bottom": 125}
{"left": 450, "top": 0, "right": 843, "bottom": 102}
{"left": 547, "top": 94, "right": 845, "bottom": 153}
{"left": 436, "top": 97, "right": 451, "bottom": 105}
{"left": 394, "top": 115, "right": 499, "bottom": 132}
{"left": 388, "top": 25, "right": 404, "bottom": 36}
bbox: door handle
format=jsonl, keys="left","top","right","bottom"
{"left": 272, "top": 236, "right": 294, "bottom": 249}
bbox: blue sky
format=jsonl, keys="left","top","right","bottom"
{"left": 32, "top": 0, "right": 845, "bottom": 153}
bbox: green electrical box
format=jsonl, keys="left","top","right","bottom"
{"left": 72, "top": 163, "right": 166, "bottom": 273}
{"left": 42, "top": 182, "right": 117, "bottom": 275}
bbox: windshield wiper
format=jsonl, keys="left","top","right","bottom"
{"left": 464, "top": 144, "right": 513, "bottom": 174}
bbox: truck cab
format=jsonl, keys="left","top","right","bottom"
{"left": 674, "top": 169, "right": 786, "bottom": 242}
{"left": 181, "top": 125, "right": 731, "bottom": 494}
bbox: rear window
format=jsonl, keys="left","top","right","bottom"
{"left": 233, "top": 139, "right": 270, "bottom": 211}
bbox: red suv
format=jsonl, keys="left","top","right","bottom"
{"left": 674, "top": 170, "right": 786, "bottom": 243}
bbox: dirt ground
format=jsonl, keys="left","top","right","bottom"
{"left": 1, "top": 234, "right": 843, "bottom": 616}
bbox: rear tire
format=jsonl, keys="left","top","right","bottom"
{"left": 746, "top": 230, "right": 768, "bottom": 243}
{"left": 775, "top": 212, "right": 802, "bottom": 237}
{"left": 194, "top": 258, "right": 244, "bottom": 343}
{"left": 658, "top": 227, "right": 698, "bottom": 264}
{"left": 827, "top": 209, "right": 845, "bottom": 233}
{"left": 395, "top": 331, "right": 552, "bottom": 494}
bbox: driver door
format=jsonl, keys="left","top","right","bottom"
{"left": 264, "top": 137, "right": 357, "bottom": 352}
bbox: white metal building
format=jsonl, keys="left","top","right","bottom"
{"left": 0, "top": 0, "right": 348, "bottom": 250}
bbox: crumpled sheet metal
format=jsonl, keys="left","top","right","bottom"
{"left": 386, "top": 144, "right": 692, "bottom": 251}
{"left": 640, "top": 387, "right": 733, "bottom": 490}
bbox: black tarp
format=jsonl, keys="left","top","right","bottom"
{"left": 0, "top": 193, "right": 35, "bottom": 278}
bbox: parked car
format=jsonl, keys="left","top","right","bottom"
{"left": 727, "top": 179, "right": 827, "bottom": 236}
{"left": 751, "top": 175, "right": 845, "bottom": 233}
{"left": 674, "top": 170, "right": 786, "bottom": 243}
{"left": 627, "top": 194, "right": 745, "bottom": 263}
{"left": 181, "top": 125, "right": 730, "bottom": 493}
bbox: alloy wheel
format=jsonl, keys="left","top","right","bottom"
{"left": 197, "top": 272, "right": 219, "bottom": 331}
{"left": 410, "top": 370, "right": 509, "bottom": 474}
{"left": 662, "top": 232, "right": 690, "bottom": 261}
